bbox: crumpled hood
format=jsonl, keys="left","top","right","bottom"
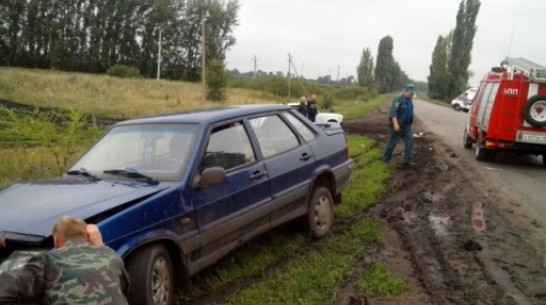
{"left": 0, "top": 179, "right": 169, "bottom": 237}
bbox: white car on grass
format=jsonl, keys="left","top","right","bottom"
{"left": 287, "top": 103, "right": 344, "bottom": 124}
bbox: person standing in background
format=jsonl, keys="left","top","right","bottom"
{"left": 307, "top": 94, "right": 318, "bottom": 122}
{"left": 382, "top": 84, "right": 416, "bottom": 166}
{"left": 297, "top": 96, "right": 308, "bottom": 117}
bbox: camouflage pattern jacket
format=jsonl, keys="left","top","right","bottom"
{"left": 0, "top": 239, "right": 129, "bottom": 305}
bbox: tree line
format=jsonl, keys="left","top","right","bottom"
{"left": 356, "top": 36, "right": 413, "bottom": 95}
{"left": 0, "top": 0, "right": 239, "bottom": 81}
{"left": 356, "top": 0, "right": 480, "bottom": 100}
{"left": 429, "top": 0, "right": 480, "bottom": 101}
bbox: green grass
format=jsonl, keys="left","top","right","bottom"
{"left": 357, "top": 262, "right": 407, "bottom": 298}
{"left": 0, "top": 67, "right": 279, "bottom": 119}
{"left": 338, "top": 93, "right": 393, "bottom": 120}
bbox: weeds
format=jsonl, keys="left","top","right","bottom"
{"left": 0, "top": 108, "right": 103, "bottom": 187}
{"left": 357, "top": 262, "right": 407, "bottom": 298}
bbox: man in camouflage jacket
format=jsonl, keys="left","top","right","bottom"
{"left": 0, "top": 216, "right": 129, "bottom": 304}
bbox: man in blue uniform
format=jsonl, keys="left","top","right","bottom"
{"left": 382, "top": 84, "right": 415, "bottom": 165}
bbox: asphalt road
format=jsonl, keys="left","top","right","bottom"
{"left": 413, "top": 98, "right": 546, "bottom": 263}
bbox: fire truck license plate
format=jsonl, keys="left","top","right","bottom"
{"left": 521, "top": 134, "right": 546, "bottom": 143}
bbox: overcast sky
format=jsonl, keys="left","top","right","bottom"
{"left": 225, "top": 0, "right": 546, "bottom": 87}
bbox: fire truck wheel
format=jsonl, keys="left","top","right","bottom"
{"left": 486, "top": 150, "right": 496, "bottom": 162}
{"left": 475, "top": 134, "right": 487, "bottom": 161}
{"left": 523, "top": 95, "right": 546, "bottom": 128}
{"left": 463, "top": 128, "right": 473, "bottom": 149}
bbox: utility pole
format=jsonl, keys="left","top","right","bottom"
{"left": 156, "top": 29, "right": 162, "bottom": 81}
{"left": 201, "top": 12, "right": 206, "bottom": 102}
{"left": 253, "top": 55, "right": 257, "bottom": 78}
{"left": 336, "top": 65, "right": 340, "bottom": 84}
{"left": 288, "top": 53, "right": 292, "bottom": 100}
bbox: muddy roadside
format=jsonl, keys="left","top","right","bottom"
{"left": 339, "top": 102, "right": 546, "bottom": 305}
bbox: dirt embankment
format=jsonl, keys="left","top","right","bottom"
{"left": 339, "top": 103, "right": 546, "bottom": 305}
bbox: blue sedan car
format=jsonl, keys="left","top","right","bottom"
{"left": 0, "top": 104, "right": 354, "bottom": 305}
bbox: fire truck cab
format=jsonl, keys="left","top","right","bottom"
{"left": 463, "top": 57, "right": 546, "bottom": 165}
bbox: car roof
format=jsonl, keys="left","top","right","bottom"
{"left": 116, "top": 104, "right": 289, "bottom": 126}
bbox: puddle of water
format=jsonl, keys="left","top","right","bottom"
{"left": 428, "top": 215, "right": 452, "bottom": 236}
{"left": 472, "top": 202, "right": 486, "bottom": 233}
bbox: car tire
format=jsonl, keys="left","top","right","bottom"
{"left": 453, "top": 104, "right": 461, "bottom": 111}
{"left": 523, "top": 95, "right": 546, "bottom": 128}
{"left": 305, "top": 186, "right": 334, "bottom": 238}
{"left": 463, "top": 128, "right": 473, "bottom": 149}
{"left": 475, "top": 133, "right": 487, "bottom": 161}
{"left": 127, "top": 244, "right": 174, "bottom": 305}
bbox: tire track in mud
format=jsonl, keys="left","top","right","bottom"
{"left": 342, "top": 111, "right": 546, "bottom": 305}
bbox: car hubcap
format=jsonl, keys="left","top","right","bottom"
{"left": 530, "top": 100, "right": 546, "bottom": 122}
{"left": 152, "top": 256, "right": 170, "bottom": 305}
{"left": 314, "top": 195, "right": 330, "bottom": 230}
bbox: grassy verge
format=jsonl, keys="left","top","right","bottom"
{"left": 0, "top": 67, "right": 281, "bottom": 119}
{"left": 338, "top": 93, "right": 393, "bottom": 120}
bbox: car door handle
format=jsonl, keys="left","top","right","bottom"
{"left": 300, "top": 153, "right": 313, "bottom": 161}
{"left": 250, "top": 170, "right": 267, "bottom": 180}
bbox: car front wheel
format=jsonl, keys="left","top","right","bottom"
{"left": 127, "top": 244, "right": 174, "bottom": 305}
{"left": 305, "top": 186, "right": 334, "bottom": 238}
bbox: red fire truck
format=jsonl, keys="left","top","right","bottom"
{"left": 463, "top": 57, "right": 546, "bottom": 165}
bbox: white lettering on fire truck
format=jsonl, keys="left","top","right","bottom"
{"left": 503, "top": 88, "right": 518, "bottom": 96}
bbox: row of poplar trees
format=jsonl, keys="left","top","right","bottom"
{"left": 356, "top": 36, "right": 412, "bottom": 94}
{"left": 0, "top": 0, "right": 239, "bottom": 81}
{"left": 356, "top": 0, "right": 480, "bottom": 100}
{"left": 428, "top": 0, "right": 481, "bottom": 101}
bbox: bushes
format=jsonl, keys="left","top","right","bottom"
{"left": 206, "top": 59, "right": 229, "bottom": 101}
{"left": 106, "top": 65, "right": 141, "bottom": 78}
{"left": 332, "top": 86, "right": 378, "bottom": 101}
{"left": 230, "top": 76, "right": 323, "bottom": 101}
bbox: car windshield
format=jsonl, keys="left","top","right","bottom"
{"left": 69, "top": 123, "right": 197, "bottom": 181}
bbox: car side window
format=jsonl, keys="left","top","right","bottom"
{"left": 200, "top": 121, "right": 255, "bottom": 172}
{"left": 282, "top": 112, "right": 316, "bottom": 143}
{"left": 249, "top": 115, "right": 300, "bottom": 158}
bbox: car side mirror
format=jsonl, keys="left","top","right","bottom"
{"left": 192, "top": 167, "right": 226, "bottom": 188}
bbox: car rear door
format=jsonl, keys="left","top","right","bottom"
{"left": 248, "top": 113, "right": 316, "bottom": 227}
{"left": 190, "top": 120, "right": 272, "bottom": 258}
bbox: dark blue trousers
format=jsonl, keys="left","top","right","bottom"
{"left": 382, "top": 125, "right": 414, "bottom": 164}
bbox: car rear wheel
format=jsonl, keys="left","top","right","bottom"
{"left": 524, "top": 95, "right": 546, "bottom": 128}
{"left": 453, "top": 104, "right": 461, "bottom": 111}
{"left": 305, "top": 186, "right": 334, "bottom": 238}
{"left": 463, "top": 128, "right": 473, "bottom": 149}
{"left": 127, "top": 244, "right": 174, "bottom": 305}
